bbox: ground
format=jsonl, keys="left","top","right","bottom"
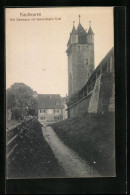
{"left": 7, "top": 112, "right": 115, "bottom": 178}
{"left": 50, "top": 112, "right": 115, "bottom": 176}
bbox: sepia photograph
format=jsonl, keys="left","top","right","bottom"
{"left": 6, "top": 7, "right": 115, "bottom": 179}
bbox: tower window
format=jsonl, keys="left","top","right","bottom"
{"left": 56, "top": 102, "right": 59, "bottom": 105}
{"left": 86, "top": 59, "right": 88, "bottom": 64}
{"left": 77, "top": 46, "right": 80, "bottom": 51}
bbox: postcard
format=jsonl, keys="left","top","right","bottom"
{"left": 6, "top": 7, "right": 115, "bottom": 179}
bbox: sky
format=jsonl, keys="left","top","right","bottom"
{"left": 6, "top": 7, "right": 114, "bottom": 97}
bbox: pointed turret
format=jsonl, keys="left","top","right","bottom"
{"left": 70, "top": 21, "right": 78, "bottom": 44}
{"left": 87, "top": 21, "right": 94, "bottom": 44}
{"left": 72, "top": 21, "right": 77, "bottom": 33}
{"left": 66, "top": 21, "right": 78, "bottom": 55}
{"left": 88, "top": 21, "right": 94, "bottom": 34}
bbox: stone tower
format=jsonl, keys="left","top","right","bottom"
{"left": 66, "top": 16, "right": 94, "bottom": 97}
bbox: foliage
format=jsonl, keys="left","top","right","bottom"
{"left": 6, "top": 83, "right": 38, "bottom": 119}
{"left": 7, "top": 120, "right": 65, "bottom": 178}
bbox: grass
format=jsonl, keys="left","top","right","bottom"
{"left": 7, "top": 119, "right": 65, "bottom": 178}
{"left": 50, "top": 112, "right": 115, "bottom": 176}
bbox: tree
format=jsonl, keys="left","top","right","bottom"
{"left": 6, "top": 83, "right": 38, "bottom": 120}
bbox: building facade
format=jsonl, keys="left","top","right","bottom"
{"left": 66, "top": 16, "right": 94, "bottom": 97}
{"left": 37, "top": 94, "right": 65, "bottom": 125}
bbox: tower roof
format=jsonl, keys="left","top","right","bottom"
{"left": 88, "top": 21, "right": 94, "bottom": 34}
{"left": 72, "top": 25, "right": 77, "bottom": 33}
{"left": 77, "top": 15, "right": 87, "bottom": 44}
{"left": 88, "top": 26, "right": 94, "bottom": 34}
{"left": 67, "top": 37, "right": 71, "bottom": 45}
{"left": 77, "top": 23, "right": 87, "bottom": 35}
{"left": 77, "top": 23, "right": 87, "bottom": 44}
{"left": 72, "top": 21, "right": 77, "bottom": 33}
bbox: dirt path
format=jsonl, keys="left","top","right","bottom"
{"left": 42, "top": 126, "right": 100, "bottom": 177}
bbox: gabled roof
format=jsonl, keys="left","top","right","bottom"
{"left": 37, "top": 94, "right": 63, "bottom": 109}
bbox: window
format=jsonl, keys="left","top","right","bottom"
{"left": 40, "top": 109, "right": 46, "bottom": 113}
{"left": 56, "top": 102, "right": 59, "bottom": 105}
{"left": 54, "top": 109, "right": 59, "bottom": 113}
{"left": 86, "top": 59, "right": 88, "bottom": 64}
{"left": 77, "top": 46, "right": 80, "bottom": 51}
{"left": 43, "top": 117, "right": 46, "bottom": 120}
{"left": 54, "top": 116, "right": 59, "bottom": 120}
{"left": 40, "top": 117, "right": 43, "bottom": 120}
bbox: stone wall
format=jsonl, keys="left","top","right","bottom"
{"left": 72, "top": 44, "right": 94, "bottom": 95}
{"left": 68, "top": 94, "right": 91, "bottom": 117}
{"left": 68, "top": 72, "right": 115, "bottom": 117}
{"left": 97, "top": 73, "right": 114, "bottom": 113}
{"left": 88, "top": 75, "right": 101, "bottom": 113}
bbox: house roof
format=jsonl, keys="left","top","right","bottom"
{"left": 37, "top": 94, "right": 63, "bottom": 109}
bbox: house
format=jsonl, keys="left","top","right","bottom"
{"left": 37, "top": 94, "right": 65, "bottom": 125}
